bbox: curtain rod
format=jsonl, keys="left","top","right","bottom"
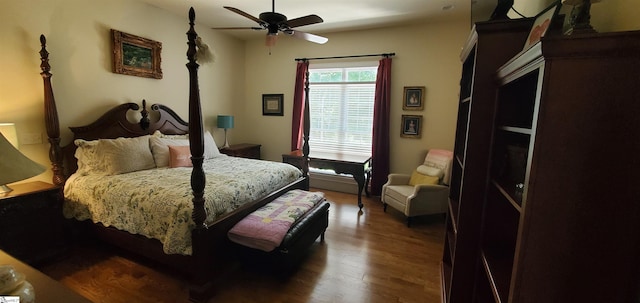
{"left": 295, "top": 52, "right": 395, "bottom": 62}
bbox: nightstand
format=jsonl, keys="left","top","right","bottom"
{"left": 219, "top": 143, "right": 261, "bottom": 159}
{"left": 0, "top": 181, "right": 68, "bottom": 265}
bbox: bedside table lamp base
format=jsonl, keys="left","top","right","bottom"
{"left": 223, "top": 129, "right": 230, "bottom": 149}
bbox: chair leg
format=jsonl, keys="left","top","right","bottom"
{"left": 406, "top": 217, "right": 412, "bottom": 227}
{"left": 383, "top": 203, "right": 387, "bottom": 212}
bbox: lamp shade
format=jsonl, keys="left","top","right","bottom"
{"left": 0, "top": 130, "right": 45, "bottom": 192}
{"left": 217, "top": 115, "right": 234, "bottom": 129}
{"left": 0, "top": 123, "right": 18, "bottom": 147}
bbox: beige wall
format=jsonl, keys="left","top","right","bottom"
{"left": 0, "top": 0, "right": 245, "bottom": 184}
{"left": 239, "top": 19, "right": 470, "bottom": 175}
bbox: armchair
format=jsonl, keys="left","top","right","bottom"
{"left": 381, "top": 149, "right": 453, "bottom": 226}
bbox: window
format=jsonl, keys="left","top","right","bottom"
{"left": 308, "top": 63, "right": 378, "bottom": 157}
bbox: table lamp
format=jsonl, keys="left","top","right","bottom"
{"left": 562, "top": 0, "right": 602, "bottom": 35}
{"left": 0, "top": 123, "right": 46, "bottom": 194}
{"left": 217, "top": 115, "right": 234, "bottom": 148}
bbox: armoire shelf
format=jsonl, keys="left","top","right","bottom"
{"left": 441, "top": 18, "right": 533, "bottom": 303}
{"left": 447, "top": 27, "right": 640, "bottom": 303}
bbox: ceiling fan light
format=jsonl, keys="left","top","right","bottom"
{"left": 265, "top": 34, "right": 278, "bottom": 47}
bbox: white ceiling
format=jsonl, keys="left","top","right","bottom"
{"left": 138, "top": 0, "right": 498, "bottom": 40}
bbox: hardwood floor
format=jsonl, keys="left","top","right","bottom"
{"left": 38, "top": 189, "right": 445, "bottom": 303}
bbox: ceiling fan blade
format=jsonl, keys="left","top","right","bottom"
{"left": 212, "top": 26, "right": 264, "bottom": 30}
{"left": 284, "top": 30, "right": 328, "bottom": 44}
{"left": 286, "top": 14, "right": 324, "bottom": 28}
{"left": 223, "top": 6, "right": 263, "bottom": 24}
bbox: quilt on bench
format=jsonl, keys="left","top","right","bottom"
{"left": 227, "top": 189, "right": 325, "bottom": 252}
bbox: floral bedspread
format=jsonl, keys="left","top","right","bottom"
{"left": 63, "top": 155, "right": 302, "bottom": 255}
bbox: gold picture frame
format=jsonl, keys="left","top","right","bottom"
{"left": 401, "top": 115, "right": 422, "bottom": 138}
{"left": 112, "top": 29, "right": 162, "bottom": 79}
{"left": 403, "top": 86, "right": 425, "bottom": 110}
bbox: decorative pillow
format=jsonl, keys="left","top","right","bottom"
{"left": 416, "top": 165, "right": 443, "bottom": 178}
{"left": 149, "top": 131, "right": 221, "bottom": 167}
{"left": 74, "top": 135, "right": 155, "bottom": 175}
{"left": 149, "top": 136, "right": 189, "bottom": 167}
{"left": 409, "top": 170, "right": 440, "bottom": 186}
{"left": 168, "top": 145, "right": 192, "bottom": 168}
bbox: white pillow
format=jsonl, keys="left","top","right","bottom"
{"left": 152, "top": 130, "right": 189, "bottom": 140}
{"left": 149, "top": 131, "right": 221, "bottom": 167}
{"left": 203, "top": 131, "right": 221, "bottom": 158}
{"left": 416, "top": 165, "right": 443, "bottom": 178}
{"left": 74, "top": 135, "right": 155, "bottom": 175}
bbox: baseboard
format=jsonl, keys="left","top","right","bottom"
{"left": 309, "top": 170, "right": 358, "bottom": 195}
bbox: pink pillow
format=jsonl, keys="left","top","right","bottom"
{"left": 168, "top": 145, "right": 192, "bottom": 168}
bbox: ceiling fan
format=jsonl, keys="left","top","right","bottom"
{"left": 214, "top": 0, "right": 328, "bottom": 47}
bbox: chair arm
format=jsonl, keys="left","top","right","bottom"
{"left": 385, "top": 174, "right": 411, "bottom": 185}
{"left": 413, "top": 184, "right": 449, "bottom": 195}
{"left": 405, "top": 184, "right": 450, "bottom": 215}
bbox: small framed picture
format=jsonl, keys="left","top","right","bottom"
{"left": 262, "top": 94, "right": 284, "bottom": 116}
{"left": 111, "top": 29, "right": 162, "bottom": 79}
{"left": 403, "top": 86, "right": 425, "bottom": 110}
{"left": 401, "top": 115, "right": 422, "bottom": 138}
{"left": 522, "top": 1, "right": 561, "bottom": 51}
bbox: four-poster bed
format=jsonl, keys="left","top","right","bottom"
{"left": 40, "top": 8, "right": 313, "bottom": 302}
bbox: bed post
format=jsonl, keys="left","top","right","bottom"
{"left": 186, "top": 9, "right": 217, "bottom": 302}
{"left": 302, "top": 67, "right": 311, "bottom": 189}
{"left": 39, "top": 35, "right": 65, "bottom": 187}
{"left": 186, "top": 7, "right": 207, "bottom": 230}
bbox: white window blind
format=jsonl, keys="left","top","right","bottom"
{"left": 308, "top": 64, "right": 378, "bottom": 157}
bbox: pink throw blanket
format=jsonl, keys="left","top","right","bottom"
{"left": 228, "top": 190, "right": 325, "bottom": 252}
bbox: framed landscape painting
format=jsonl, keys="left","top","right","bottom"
{"left": 112, "top": 29, "right": 163, "bottom": 79}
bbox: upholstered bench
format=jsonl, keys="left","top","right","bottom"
{"left": 228, "top": 190, "right": 330, "bottom": 269}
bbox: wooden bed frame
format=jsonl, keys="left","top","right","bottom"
{"left": 40, "top": 8, "right": 311, "bottom": 302}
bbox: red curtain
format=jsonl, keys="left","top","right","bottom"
{"left": 370, "top": 57, "right": 392, "bottom": 196}
{"left": 291, "top": 60, "right": 309, "bottom": 151}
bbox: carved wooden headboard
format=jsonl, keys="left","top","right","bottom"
{"left": 58, "top": 101, "right": 189, "bottom": 178}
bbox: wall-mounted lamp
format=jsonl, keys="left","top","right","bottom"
{"left": 0, "top": 123, "right": 45, "bottom": 194}
{"left": 216, "top": 115, "right": 234, "bottom": 149}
